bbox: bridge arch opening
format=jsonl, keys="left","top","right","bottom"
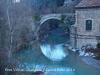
{"left": 39, "top": 18, "right": 70, "bottom": 42}
{"left": 39, "top": 19, "right": 60, "bottom": 39}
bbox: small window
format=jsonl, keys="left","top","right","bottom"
{"left": 86, "top": 20, "right": 92, "bottom": 31}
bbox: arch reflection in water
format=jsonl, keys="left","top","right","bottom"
{"left": 40, "top": 44, "right": 68, "bottom": 61}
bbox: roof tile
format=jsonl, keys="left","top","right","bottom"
{"left": 76, "top": 0, "right": 100, "bottom": 8}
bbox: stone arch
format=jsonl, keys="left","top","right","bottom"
{"left": 39, "top": 18, "right": 61, "bottom": 39}
{"left": 40, "top": 14, "right": 61, "bottom": 25}
{"left": 39, "top": 13, "right": 74, "bottom": 39}
{"left": 39, "top": 18, "right": 71, "bottom": 40}
{"left": 41, "top": 18, "right": 61, "bottom": 26}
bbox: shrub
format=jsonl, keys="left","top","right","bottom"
{"left": 60, "top": 14, "right": 66, "bottom": 23}
{"left": 33, "top": 15, "right": 41, "bottom": 21}
{"left": 97, "top": 42, "right": 100, "bottom": 49}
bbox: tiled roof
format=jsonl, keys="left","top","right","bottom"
{"left": 76, "top": 0, "right": 100, "bottom": 9}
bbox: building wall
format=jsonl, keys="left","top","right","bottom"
{"left": 76, "top": 8, "right": 100, "bottom": 49}
{"left": 70, "top": 25, "right": 76, "bottom": 48}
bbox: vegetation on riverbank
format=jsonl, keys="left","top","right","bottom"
{"left": 33, "top": 15, "right": 41, "bottom": 21}
{"left": 85, "top": 42, "right": 100, "bottom": 60}
{"left": 60, "top": 14, "right": 66, "bottom": 23}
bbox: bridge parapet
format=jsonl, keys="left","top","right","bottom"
{"left": 40, "top": 14, "right": 61, "bottom": 25}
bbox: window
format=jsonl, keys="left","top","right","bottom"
{"left": 86, "top": 20, "right": 92, "bottom": 31}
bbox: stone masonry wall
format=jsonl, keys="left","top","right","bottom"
{"left": 70, "top": 25, "right": 76, "bottom": 48}
{"left": 76, "top": 8, "right": 100, "bottom": 49}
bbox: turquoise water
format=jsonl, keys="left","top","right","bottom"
{"left": 14, "top": 26, "right": 100, "bottom": 75}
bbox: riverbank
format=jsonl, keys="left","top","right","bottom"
{"left": 64, "top": 43, "right": 100, "bottom": 70}
{"left": 82, "top": 57, "right": 100, "bottom": 70}
{"left": 12, "top": 39, "right": 40, "bottom": 53}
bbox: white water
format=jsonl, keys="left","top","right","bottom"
{"left": 40, "top": 44, "right": 68, "bottom": 61}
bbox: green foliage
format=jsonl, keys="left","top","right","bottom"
{"left": 92, "top": 49, "right": 100, "bottom": 53}
{"left": 92, "top": 48, "right": 100, "bottom": 60}
{"left": 97, "top": 42, "right": 100, "bottom": 49}
{"left": 60, "top": 14, "right": 66, "bottom": 23}
{"left": 33, "top": 15, "right": 41, "bottom": 21}
{"left": 89, "top": 43, "right": 100, "bottom": 60}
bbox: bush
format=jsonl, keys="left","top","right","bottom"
{"left": 97, "top": 42, "right": 100, "bottom": 49}
{"left": 33, "top": 15, "right": 41, "bottom": 21}
{"left": 60, "top": 14, "right": 66, "bottom": 23}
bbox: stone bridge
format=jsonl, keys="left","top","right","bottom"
{"left": 34, "top": 13, "right": 76, "bottom": 46}
{"left": 40, "top": 14, "right": 61, "bottom": 25}
{"left": 40, "top": 13, "right": 74, "bottom": 26}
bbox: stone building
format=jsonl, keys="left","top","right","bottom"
{"left": 75, "top": 0, "right": 100, "bottom": 49}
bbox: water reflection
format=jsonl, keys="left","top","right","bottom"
{"left": 40, "top": 44, "right": 68, "bottom": 61}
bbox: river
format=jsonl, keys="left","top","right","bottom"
{"left": 13, "top": 26, "right": 100, "bottom": 75}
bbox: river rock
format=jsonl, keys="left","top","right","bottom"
{"left": 79, "top": 51, "right": 85, "bottom": 56}
{"left": 65, "top": 44, "right": 69, "bottom": 47}
{"left": 85, "top": 44, "right": 91, "bottom": 49}
{"left": 68, "top": 46, "right": 73, "bottom": 50}
{"left": 71, "top": 48, "right": 76, "bottom": 52}
{"left": 90, "top": 53, "right": 94, "bottom": 56}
